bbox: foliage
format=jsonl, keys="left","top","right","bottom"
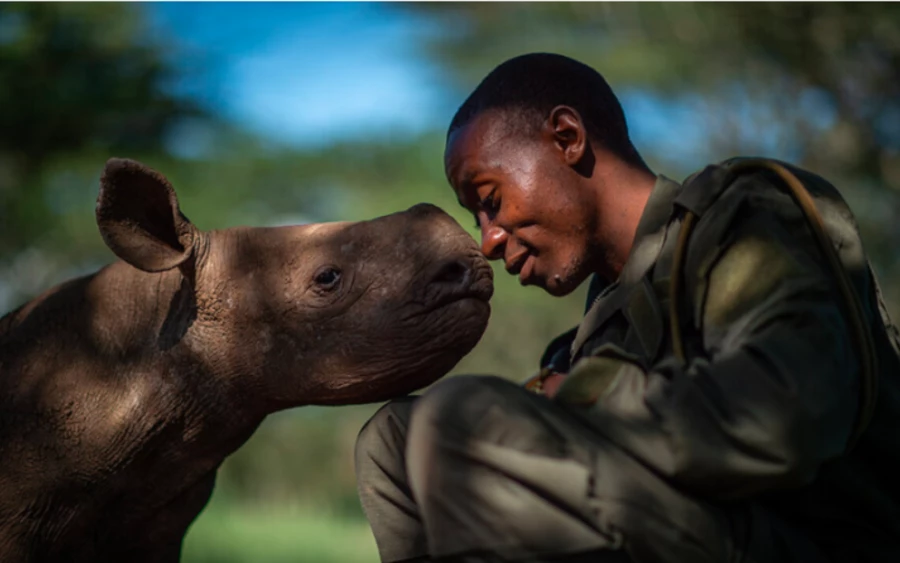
{"left": 412, "top": 3, "right": 900, "bottom": 181}
{"left": 0, "top": 3, "right": 201, "bottom": 258}
{"left": 2, "top": 3, "right": 899, "bottom": 560}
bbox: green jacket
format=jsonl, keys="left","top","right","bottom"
{"left": 541, "top": 159, "right": 900, "bottom": 560}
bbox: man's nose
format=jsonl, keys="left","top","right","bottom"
{"left": 480, "top": 224, "right": 507, "bottom": 260}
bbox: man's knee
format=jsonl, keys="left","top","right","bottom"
{"left": 355, "top": 396, "right": 417, "bottom": 475}
{"left": 404, "top": 377, "right": 632, "bottom": 560}
{"left": 408, "top": 375, "right": 527, "bottom": 448}
{"left": 405, "top": 376, "right": 563, "bottom": 489}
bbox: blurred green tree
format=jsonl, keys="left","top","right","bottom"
{"left": 0, "top": 3, "right": 202, "bottom": 257}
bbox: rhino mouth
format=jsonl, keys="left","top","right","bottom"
{"left": 423, "top": 258, "right": 494, "bottom": 311}
{"left": 462, "top": 266, "right": 494, "bottom": 302}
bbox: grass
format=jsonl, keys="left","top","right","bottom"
{"left": 182, "top": 496, "right": 378, "bottom": 563}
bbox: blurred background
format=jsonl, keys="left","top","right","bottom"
{"left": 1, "top": 2, "right": 898, "bottom": 562}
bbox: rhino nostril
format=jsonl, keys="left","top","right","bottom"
{"left": 431, "top": 259, "right": 471, "bottom": 287}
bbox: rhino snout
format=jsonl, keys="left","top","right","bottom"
{"left": 424, "top": 254, "right": 494, "bottom": 304}
{"left": 430, "top": 258, "right": 471, "bottom": 287}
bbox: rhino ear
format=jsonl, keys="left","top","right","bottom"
{"left": 96, "top": 158, "right": 197, "bottom": 273}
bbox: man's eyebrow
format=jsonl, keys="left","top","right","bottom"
{"left": 453, "top": 174, "right": 481, "bottom": 229}
{"left": 460, "top": 169, "right": 479, "bottom": 189}
{"left": 455, "top": 170, "right": 479, "bottom": 208}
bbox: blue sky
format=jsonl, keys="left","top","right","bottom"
{"left": 147, "top": 2, "right": 716, "bottom": 163}
{"left": 148, "top": 2, "right": 453, "bottom": 148}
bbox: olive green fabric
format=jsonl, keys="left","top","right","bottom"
{"left": 355, "top": 164, "right": 900, "bottom": 562}
{"left": 556, "top": 162, "right": 900, "bottom": 559}
{"left": 356, "top": 389, "right": 645, "bottom": 563}
{"left": 356, "top": 376, "right": 834, "bottom": 563}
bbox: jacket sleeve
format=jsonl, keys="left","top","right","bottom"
{"left": 561, "top": 190, "right": 863, "bottom": 500}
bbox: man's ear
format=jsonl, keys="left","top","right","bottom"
{"left": 547, "top": 105, "right": 590, "bottom": 169}
{"left": 96, "top": 158, "right": 198, "bottom": 273}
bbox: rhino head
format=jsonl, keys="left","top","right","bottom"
{"left": 95, "top": 158, "right": 493, "bottom": 410}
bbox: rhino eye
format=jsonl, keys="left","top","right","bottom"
{"left": 313, "top": 266, "right": 342, "bottom": 290}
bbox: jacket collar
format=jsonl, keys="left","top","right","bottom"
{"left": 583, "top": 174, "right": 683, "bottom": 310}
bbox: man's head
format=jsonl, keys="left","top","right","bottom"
{"left": 444, "top": 53, "right": 654, "bottom": 295}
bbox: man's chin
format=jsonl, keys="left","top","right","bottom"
{"left": 544, "top": 282, "right": 576, "bottom": 297}
{"left": 518, "top": 258, "right": 591, "bottom": 296}
{"left": 530, "top": 274, "right": 580, "bottom": 297}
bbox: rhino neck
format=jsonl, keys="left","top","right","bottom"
{"left": 99, "top": 256, "right": 269, "bottom": 437}
{"left": 1, "top": 254, "right": 264, "bottom": 441}
{"left": 0, "top": 304, "right": 24, "bottom": 340}
{"left": 0, "top": 262, "right": 189, "bottom": 398}
{"left": 82, "top": 261, "right": 192, "bottom": 363}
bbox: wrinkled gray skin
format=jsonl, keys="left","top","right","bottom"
{"left": 0, "top": 158, "right": 493, "bottom": 563}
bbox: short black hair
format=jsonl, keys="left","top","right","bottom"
{"left": 448, "top": 53, "right": 642, "bottom": 166}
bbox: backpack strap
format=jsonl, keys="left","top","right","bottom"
{"left": 670, "top": 158, "right": 878, "bottom": 452}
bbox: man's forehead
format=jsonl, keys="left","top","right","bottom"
{"left": 445, "top": 131, "right": 486, "bottom": 208}
{"left": 445, "top": 112, "right": 519, "bottom": 176}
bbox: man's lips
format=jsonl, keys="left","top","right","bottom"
{"left": 505, "top": 251, "right": 528, "bottom": 276}
{"left": 518, "top": 255, "right": 535, "bottom": 285}
{"left": 505, "top": 252, "right": 535, "bottom": 285}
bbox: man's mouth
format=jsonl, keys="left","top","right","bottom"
{"left": 518, "top": 255, "right": 536, "bottom": 286}
{"left": 418, "top": 260, "right": 494, "bottom": 316}
{"left": 505, "top": 251, "right": 528, "bottom": 276}
{"left": 505, "top": 252, "right": 536, "bottom": 286}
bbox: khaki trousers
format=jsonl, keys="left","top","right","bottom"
{"left": 354, "top": 376, "right": 830, "bottom": 563}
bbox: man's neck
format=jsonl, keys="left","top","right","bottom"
{"left": 590, "top": 155, "right": 657, "bottom": 281}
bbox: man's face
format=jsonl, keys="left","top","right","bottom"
{"left": 444, "top": 110, "right": 599, "bottom": 296}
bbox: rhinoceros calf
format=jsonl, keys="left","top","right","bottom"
{"left": 0, "top": 158, "right": 493, "bottom": 562}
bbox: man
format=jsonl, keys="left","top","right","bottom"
{"left": 355, "top": 53, "right": 900, "bottom": 563}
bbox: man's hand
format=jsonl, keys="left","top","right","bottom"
{"left": 525, "top": 345, "right": 640, "bottom": 401}
{"left": 522, "top": 368, "right": 567, "bottom": 397}
{"left": 541, "top": 372, "right": 567, "bottom": 398}
{"left": 552, "top": 348, "right": 640, "bottom": 405}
